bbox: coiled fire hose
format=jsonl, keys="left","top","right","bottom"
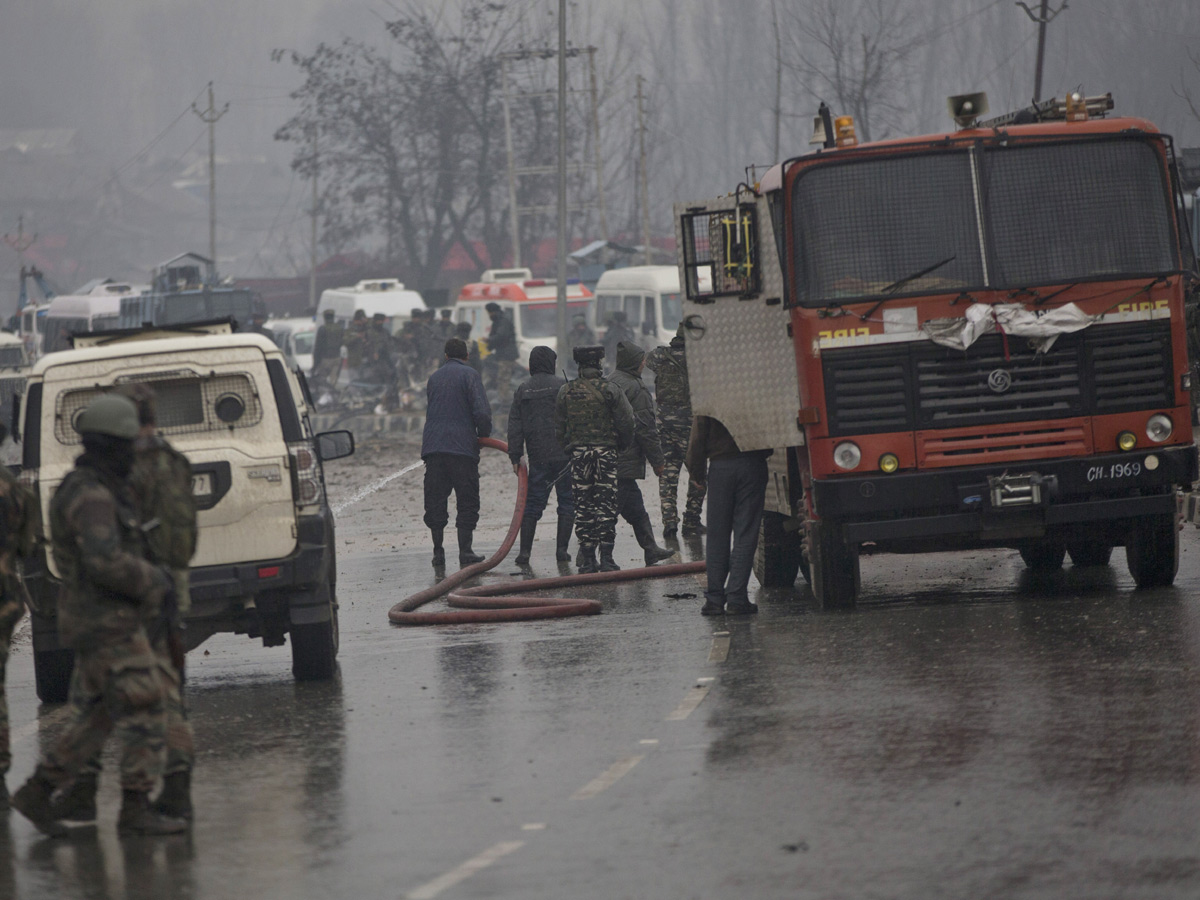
{"left": 388, "top": 437, "right": 706, "bottom": 625}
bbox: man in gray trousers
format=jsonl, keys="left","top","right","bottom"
{"left": 686, "top": 415, "right": 770, "bottom": 615}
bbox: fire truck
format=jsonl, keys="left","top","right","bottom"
{"left": 674, "top": 92, "right": 1199, "bottom": 609}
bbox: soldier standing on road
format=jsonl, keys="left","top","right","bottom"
{"left": 0, "top": 422, "right": 37, "bottom": 810}
{"left": 455, "top": 321, "right": 482, "bottom": 373}
{"left": 508, "top": 346, "right": 574, "bottom": 566}
{"left": 609, "top": 342, "right": 675, "bottom": 568}
{"left": 311, "top": 308, "right": 344, "bottom": 388}
{"left": 602, "top": 311, "right": 636, "bottom": 371}
{"left": 646, "top": 325, "right": 706, "bottom": 540}
{"left": 421, "top": 338, "right": 493, "bottom": 568}
{"left": 564, "top": 313, "right": 596, "bottom": 377}
{"left": 436, "top": 309, "right": 455, "bottom": 340}
{"left": 344, "top": 310, "right": 369, "bottom": 376}
{"left": 554, "top": 345, "right": 636, "bottom": 574}
{"left": 246, "top": 310, "right": 274, "bottom": 342}
{"left": 11, "top": 394, "right": 186, "bottom": 837}
{"left": 485, "top": 302, "right": 518, "bottom": 411}
{"left": 686, "top": 415, "right": 771, "bottom": 616}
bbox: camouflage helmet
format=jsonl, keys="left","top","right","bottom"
{"left": 76, "top": 393, "right": 139, "bottom": 440}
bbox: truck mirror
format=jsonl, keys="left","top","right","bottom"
{"left": 316, "top": 429, "right": 355, "bottom": 461}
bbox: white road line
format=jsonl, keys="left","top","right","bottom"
{"left": 11, "top": 705, "right": 71, "bottom": 746}
{"left": 666, "top": 684, "right": 712, "bottom": 721}
{"left": 331, "top": 460, "right": 423, "bottom": 515}
{"left": 571, "top": 755, "right": 645, "bottom": 800}
{"left": 638, "top": 738, "right": 659, "bottom": 745}
{"left": 405, "top": 840, "right": 525, "bottom": 900}
{"left": 520, "top": 823, "right": 546, "bottom": 831}
{"left": 708, "top": 634, "right": 731, "bottom": 663}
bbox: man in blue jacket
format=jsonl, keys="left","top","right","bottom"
{"left": 421, "top": 338, "right": 493, "bottom": 567}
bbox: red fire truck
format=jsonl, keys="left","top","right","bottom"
{"left": 675, "top": 92, "right": 1199, "bottom": 608}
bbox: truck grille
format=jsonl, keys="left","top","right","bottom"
{"left": 823, "top": 321, "right": 1173, "bottom": 437}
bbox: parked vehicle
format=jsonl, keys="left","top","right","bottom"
{"left": 119, "top": 252, "right": 258, "bottom": 331}
{"left": 593, "top": 266, "right": 684, "bottom": 349}
{"left": 270, "top": 317, "right": 318, "bottom": 374}
{"left": 317, "top": 279, "right": 426, "bottom": 333}
{"left": 674, "top": 92, "right": 1199, "bottom": 608}
{"left": 40, "top": 282, "right": 143, "bottom": 354}
{"left": 0, "top": 331, "right": 28, "bottom": 448}
{"left": 15, "top": 321, "right": 355, "bottom": 701}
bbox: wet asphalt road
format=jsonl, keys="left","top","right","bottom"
{"left": 4, "top": 438, "right": 1200, "bottom": 899}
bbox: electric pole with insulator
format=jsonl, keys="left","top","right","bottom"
{"left": 192, "top": 82, "right": 229, "bottom": 275}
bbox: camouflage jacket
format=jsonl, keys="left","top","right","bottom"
{"left": 129, "top": 435, "right": 197, "bottom": 613}
{"left": 554, "top": 366, "right": 636, "bottom": 451}
{"left": 646, "top": 344, "right": 692, "bottom": 427}
{"left": 0, "top": 465, "right": 37, "bottom": 625}
{"left": 51, "top": 458, "right": 167, "bottom": 650}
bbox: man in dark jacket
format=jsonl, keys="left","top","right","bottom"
{"left": 564, "top": 313, "right": 596, "bottom": 377}
{"left": 421, "top": 338, "right": 493, "bottom": 567}
{"left": 508, "top": 346, "right": 573, "bottom": 565}
{"left": 609, "top": 342, "right": 675, "bottom": 568}
{"left": 602, "top": 311, "right": 636, "bottom": 371}
{"left": 455, "top": 321, "right": 482, "bottom": 373}
{"left": 485, "top": 302, "right": 518, "bottom": 409}
{"left": 311, "top": 309, "right": 344, "bottom": 388}
{"left": 686, "top": 416, "right": 771, "bottom": 616}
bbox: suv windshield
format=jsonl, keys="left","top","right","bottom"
{"left": 789, "top": 137, "right": 1176, "bottom": 306}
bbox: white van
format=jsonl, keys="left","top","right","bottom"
{"left": 41, "top": 283, "right": 145, "bottom": 354}
{"left": 317, "top": 279, "right": 426, "bottom": 333}
{"left": 269, "top": 317, "right": 318, "bottom": 374}
{"left": 593, "top": 266, "right": 685, "bottom": 349}
{"left": 453, "top": 268, "right": 594, "bottom": 366}
{"left": 0, "top": 332, "right": 28, "bottom": 452}
{"left": 16, "top": 324, "right": 354, "bottom": 701}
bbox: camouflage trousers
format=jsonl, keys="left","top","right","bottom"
{"left": 78, "top": 635, "right": 194, "bottom": 779}
{"left": 658, "top": 422, "right": 706, "bottom": 529}
{"left": 43, "top": 630, "right": 166, "bottom": 793}
{"left": 571, "top": 445, "right": 619, "bottom": 546}
{"left": 0, "top": 594, "right": 25, "bottom": 776}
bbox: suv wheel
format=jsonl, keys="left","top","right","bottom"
{"left": 291, "top": 581, "right": 339, "bottom": 681}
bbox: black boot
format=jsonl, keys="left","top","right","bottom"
{"left": 681, "top": 519, "right": 706, "bottom": 537}
{"left": 515, "top": 519, "right": 537, "bottom": 566}
{"left": 152, "top": 770, "right": 193, "bottom": 822}
{"left": 598, "top": 543, "right": 621, "bottom": 572}
{"left": 663, "top": 524, "right": 678, "bottom": 542}
{"left": 458, "top": 528, "right": 484, "bottom": 566}
{"left": 555, "top": 516, "right": 574, "bottom": 562}
{"left": 118, "top": 789, "right": 187, "bottom": 837}
{"left": 49, "top": 771, "right": 98, "bottom": 825}
{"left": 633, "top": 516, "right": 675, "bottom": 566}
{"left": 11, "top": 768, "right": 68, "bottom": 837}
{"left": 576, "top": 543, "right": 598, "bottom": 574}
{"left": 431, "top": 527, "right": 445, "bottom": 567}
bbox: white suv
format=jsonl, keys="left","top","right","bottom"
{"left": 15, "top": 324, "right": 354, "bottom": 701}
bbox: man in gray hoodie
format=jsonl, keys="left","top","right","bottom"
{"left": 609, "top": 342, "right": 676, "bottom": 568}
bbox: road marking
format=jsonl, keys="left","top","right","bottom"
{"left": 521, "top": 823, "right": 545, "bottom": 831}
{"left": 405, "top": 840, "right": 525, "bottom": 900}
{"left": 708, "top": 634, "right": 731, "bottom": 663}
{"left": 571, "top": 755, "right": 644, "bottom": 800}
{"left": 666, "top": 683, "right": 712, "bottom": 721}
{"left": 638, "top": 738, "right": 659, "bottom": 745}
{"left": 11, "top": 705, "right": 71, "bottom": 746}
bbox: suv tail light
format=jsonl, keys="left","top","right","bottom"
{"left": 288, "top": 440, "right": 324, "bottom": 508}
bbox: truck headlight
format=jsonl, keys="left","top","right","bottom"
{"left": 1145, "top": 414, "right": 1173, "bottom": 443}
{"left": 833, "top": 441, "right": 862, "bottom": 470}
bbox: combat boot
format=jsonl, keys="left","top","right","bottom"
{"left": 576, "top": 543, "right": 598, "bottom": 574}
{"left": 514, "top": 519, "right": 537, "bottom": 566}
{"left": 555, "top": 515, "right": 574, "bottom": 562}
{"left": 632, "top": 516, "right": 675, "bottom": 566}
{"left": 663, "top": 524, "right": 678, "bottom": 542}
{"left": 11, "top": 768, "right": 68, "bottom": 837}
{"left": 458, "top": 528, "right": 484, "bottom": 566}
{"left": 430, "top": 527, "right": 445, "bottom": 567}
{"left": 49, "top": 771, "right": 98, "bottom": 826}
{"left": 152, "top": 771, "right": 193, "bottom": 822}
{"left": 681, "top": 518, "right": 706, "bottom": 537}
{"left": 118, "top": 790, "right": 188, "bottom": 837}
{"left": 598, "top": 543, "right": 621, "bottom": 572}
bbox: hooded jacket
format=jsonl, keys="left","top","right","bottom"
{"left": 421, "top": 358, "right": 493, "bottom": 458}
{"left": 508, "top": 346, "right": 568, "bottom": 465}
{"left": 608, "top": 342, "right": 665, "bottom": 480}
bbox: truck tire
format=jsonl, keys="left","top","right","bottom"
{"left": 1067, "top": 542, "right": 1113, "bottom": 567}
{"left": 34, "top": 648, "right": 74, "bottom": 704}
{"left": 753, "top": 511, "right": 807, "bottom": 587}
{"left": 1019, "top": 540, "right": 1066, "bottom": 571}
{"left": 291, "top": 582, "right": 339, "bottom": 681}
{"left": 1125, "top": 512, "right": 1179, "bottom": 588}
{"left": 809, "top": 519, "right": 859, "bottom": 610}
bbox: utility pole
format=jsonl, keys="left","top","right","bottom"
{"left": 1017, "top": 1, "right": 1068, "bottom": 103}
{"left": 501, "top": 58, "right": 522, "bottom": 267}
{"left": 637, "top": 75, "right": 651, "bottom": 266}
{"left": 192, "top": 82, "right": 228, "bottom": 275}
{"left": 587, "top": 47, "right": 609, "bottom": 243}
{"left": 771, "top": 0, "right": 783, "bottom": 163}
{"left": 309, "top": 128, "right": 319, "bottom": 312}
{"left": 556, "top": 0, "right": 569, "bottom": 358}
{"left": 3, "top": 214, "right": 37, "bottom": 318}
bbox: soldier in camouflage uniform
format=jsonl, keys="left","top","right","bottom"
{"left": 646, "top": 325, "right": 706, "bottom": 539}
{"left": 0, "top": 421, "right": 37, "bottom": 810}
{"left": 53, "top": 384, "right": 200, "bottom": 827}
{"left": 554, "top": 345, "right": 636, "bottom": 573}
{"left": 11, "top": 394, "right": 186, "bottom": 837}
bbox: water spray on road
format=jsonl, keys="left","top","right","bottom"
{"left": 332, "top": 459, "right": 424, "bottom": 515}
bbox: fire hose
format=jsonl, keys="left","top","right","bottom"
{"left": 387, "top": 437, "right": 706, "bottom": 626}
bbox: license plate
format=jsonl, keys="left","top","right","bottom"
{"left": 192, "top": 472, "right": 214, "bottom": 498}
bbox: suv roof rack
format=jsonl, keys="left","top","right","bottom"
{"left": 978, "top": 92, "right": 1114, "bottom": 129}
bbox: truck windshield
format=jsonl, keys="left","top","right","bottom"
{"left": 789, "top": 137, "right": 1176, "bottom": 307}
{"left": 519, "top": 301, "right": 590, "bottom": 337}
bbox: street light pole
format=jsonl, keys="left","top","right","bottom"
{"left": 555, "top": 0, "right": 568, "bottom": 359}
